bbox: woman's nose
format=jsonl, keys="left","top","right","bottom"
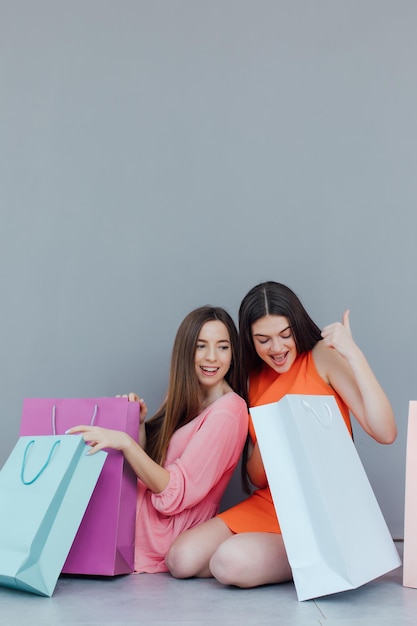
{"left": 270, "top": 337, "right": 283, "bottom": 352}
{"left": 206, "top": 346, "right": 216, "bottom": 360}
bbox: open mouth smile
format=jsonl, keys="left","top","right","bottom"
{"left": 200, "top": 366, "right": 220, "bottom": 375}
{"left": 271, "top": 352, "right": 288, "bottom": 365}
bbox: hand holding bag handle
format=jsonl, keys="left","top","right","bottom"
{"left": 21, "top": 439, "right": 61, "bottom": 485}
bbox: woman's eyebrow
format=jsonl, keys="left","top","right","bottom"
{"left": 253, "top": 325, "right": 291, "bottom": 337}
{"left": 196, "top": 338, "right": 231, "bottom": 343}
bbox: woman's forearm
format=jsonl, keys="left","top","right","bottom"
{"left": 344, "top": 348, "right": 397, "bottom": 444}
{"left": 121, "top": 435, "right": 170, "bottom": 493}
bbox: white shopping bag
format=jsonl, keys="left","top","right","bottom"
{"left": 251, "top": 394, "right": 401, "bottom": 601}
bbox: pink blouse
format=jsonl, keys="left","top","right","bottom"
{"left": 134, "top": 391, "right": 248, "bottom": 573}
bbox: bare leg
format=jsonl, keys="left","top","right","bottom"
{"left": 166, "top": 517, "right": 233, "bottom": 578}
{"left": 210, "top": 532, "right": 292, "bottom": 588}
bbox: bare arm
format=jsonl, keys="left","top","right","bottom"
{"left": 67, "top": 424, "right": 170, "bottom": 492}
{"left": 314, "top": 310, "right": 397, "bottom": 444}
{"left": 68, "top": 393, "right": 169, "bottom": 493}
{"left": 246, "top": 439, "right": 268, "bottom": 488}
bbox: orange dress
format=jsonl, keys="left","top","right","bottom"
{"left": 218, "top": 351, "right": 352, "bottom": 534}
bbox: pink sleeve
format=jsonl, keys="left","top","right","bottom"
{"left": 150, "top": 396, "right": 248, "bottom": 516}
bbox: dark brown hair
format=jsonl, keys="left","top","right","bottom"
{"left": 239, "top": 281, "right": 322, "bottom": 491}
{"left": 239, "top": 281, "right": 322, "bottom": 389}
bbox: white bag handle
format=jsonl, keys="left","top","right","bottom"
{"left": 52, "top": 403, "right": 98, "bottom": 435}
{"left": 301, "top": 399, "right": 333, "bottom": 428}
{"left": 21, "top": 439, "right": 61, "bottom": 485}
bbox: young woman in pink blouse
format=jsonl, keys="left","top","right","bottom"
{"left": 68, "top": 306, "right": 248, "bottom": 573}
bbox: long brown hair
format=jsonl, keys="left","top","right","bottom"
{"left": 145, "top": 305, "right": 242, "bottom": 466}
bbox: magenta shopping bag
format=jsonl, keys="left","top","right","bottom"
{"left": 19, "top": 397, "right": 139, "bottom": 576}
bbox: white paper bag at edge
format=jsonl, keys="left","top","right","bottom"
{"left": 403, "top": 400, "right": 417, "bottom": 588}
{"left": 250, "top": 394, "right": 401, "bottom": 601}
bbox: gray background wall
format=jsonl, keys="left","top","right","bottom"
{"left": 1, "top": 0, "right": 416, "bottom": 539}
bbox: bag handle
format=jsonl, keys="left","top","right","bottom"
{"left": 301, "top": 399, "right": 333, "bottom": 428}
{"left": 21, "top": 439, "right": 61, "bottom": 485}
{"left": 51, "top": 403, "right": 98, "bottom": 435}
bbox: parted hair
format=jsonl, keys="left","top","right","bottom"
{"left": 239, "top": 281, "right": 322, "bottom": 387}
{"left": 239, "top": 281, "right": 322, "bottom": 492}
{"left": 145, "top": 305, "right": 242, "bottom": 466}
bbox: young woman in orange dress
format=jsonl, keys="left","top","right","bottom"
{"left": 166, "top": 282, "right": 397, "bottom": 587}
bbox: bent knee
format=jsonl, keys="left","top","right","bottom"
{"left": 165, "top": 542, "right": 194, "bottom": 579}
{"left": 209, "top": 541, "right": 251, "bottom": 587}
{"left": 211, "top": 532, "right": 292, "bottom": 588}
{"left": 166, "top": 537, "right": 212, "bottom": 579}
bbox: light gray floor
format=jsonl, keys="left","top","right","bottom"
{"left": 0, "top": 543, "right": 416, "bottom": 625}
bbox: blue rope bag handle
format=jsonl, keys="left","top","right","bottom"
{"left": 21, "top": 439, "right": 61, "bottom": 485}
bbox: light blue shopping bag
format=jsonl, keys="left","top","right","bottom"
{"left": 0, "top": 435, "right": 106, "bottom": 596}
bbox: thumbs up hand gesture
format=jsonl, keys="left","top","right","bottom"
{"left": 321, "top": 310, "right": 357, "bottom": 361}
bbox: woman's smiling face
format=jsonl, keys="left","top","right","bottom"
{"left": 251, "top": 314, "right": 297, "bottom": 373}
{"left": 194, "top": 320, "right": 232, "bottom": 391}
